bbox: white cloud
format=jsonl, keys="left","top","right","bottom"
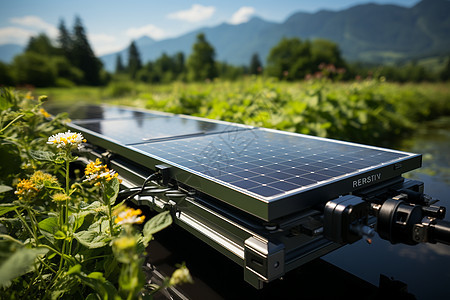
{"left": 10, "top": 16, "right": 58, "bottom": 38}
{"left": 229, "top": 7, "right": 255, "bottom": 25}
{"left": 0, "top": 27, "right": 34, "bottom": 45}
{"left": 88, "top": 33, "right": 124, "bottom": 56}
{"left": 89, "top": 33, "right": 117, "bottom": 44}
{"left": 125, "top": 24, "right": 166, "bottom": 40}
{"left": 167, "top": 4, "right": 215, "bottom": 23}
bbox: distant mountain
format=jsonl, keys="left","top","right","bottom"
{"left": 0, "top": 44, "right": 24, "bottom": 63}
{"left": 2, "top": 0, "right": 446, "bottom": 70}
{"left": 100, "top": 0, "right": 450, "bottom": 71}
{"left": 278, "top": 0, "right": 450, "bottom": 62}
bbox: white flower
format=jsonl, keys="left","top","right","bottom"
{"left": 47, "top": 130, "right": 86, "bottom": 150}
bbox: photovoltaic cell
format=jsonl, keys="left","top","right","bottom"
{"left": 131, "top": 129, "right": 414, "bottom": 199}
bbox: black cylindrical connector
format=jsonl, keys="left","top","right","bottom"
{"left": 429, "top": 220, "right": 450, "bottom": 245}
{"left": 422, "top": 206, "right": 446, "bottom": 219}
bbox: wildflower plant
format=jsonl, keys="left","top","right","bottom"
{"left": 0, "top": 88, "right": 191, "bottom": 299}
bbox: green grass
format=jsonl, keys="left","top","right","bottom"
{"left": 36, "top": 78, "right": 450, "bottom": 147}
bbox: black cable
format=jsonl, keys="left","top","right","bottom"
{"left": 118, "top": 172, "right": 161, "bottom": 202}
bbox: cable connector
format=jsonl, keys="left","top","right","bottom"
{"left": 155, "top": 164, "right": 171, "bottom": 186}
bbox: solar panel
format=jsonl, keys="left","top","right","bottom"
{"left": 46, "top": 103, "right": 165, "bottom": 121}
{"left": 71, "top": 117, "right": 246, "bottom": 145}
{"left": 132, "top": 129, "right": 410, "bottom": 198}
{"left": 62, "top": 105, "right": 251, "bottom": 148}
{"left": 63, "top": 105, "right": 421, "bottom": 221}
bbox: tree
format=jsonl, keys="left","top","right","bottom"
{"left": 115, "top": 54, "right": 125, "bottom": 73}
{"left": 310, "top": 39, "right": 346, "bottom": 69}
{"left": 266, "top": 37, "right": 313, "bottom": 80}
{"left": 25, "top": 33, "right": 58, "bottom": 56}
{"left": 249, "top": 53, "right": 262, "bottom": 75}
{"left": 128, "top": 41, "right": 142, "bottom": 80}
{"left": 12, "top": 52, "right": 56, "bottom": 87}
{"left": 57, "top": 19, "right": 72, "bottom": 59}
{"left": 186, "top": 33, "right": 217, "bottom": 81}
{"left": 440, "top": 56, "right": 450, "bottom": 81}
{"left": 71, "top": 16, "right": 102, "bottom": 85}
{"left": 52, "top": 56, "right": 83, "bottom": 84}
{"left": 217, "top": 62, "right": 245, "bottom": 80}
{"left": 173, "top": 52, "right": 186, "bottom": 79}
{"left": 0, "top": 62, "right": 13, "bottom": 86}
{"left": 154, "top": 53, "right": 175, "bottom": 82}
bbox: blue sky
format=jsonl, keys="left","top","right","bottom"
{"left": 1, "top": 0, "right": 420, "bottom": 56}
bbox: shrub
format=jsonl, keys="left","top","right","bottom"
{"left": 0, "top": 88, "right": 191, "bottom": 299}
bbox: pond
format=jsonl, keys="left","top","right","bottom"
{"left": 145, "top": 117, "right": 450, "bottom": 299}
{"left": 322, "top": 116, "right": 450, "bottom": 299}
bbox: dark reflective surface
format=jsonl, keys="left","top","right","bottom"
{"left": 144, "top": 217, "right": 420, "bottom": 300}
{"left": 45, "top": 103, "right": 163, "bottom": 120}
{"left": 47, "top": 104, "right": 248, "bottom": 145}
{"left": 73, "top": 117, "right": 226, "bottom": 145}
{"left": 323, "top": 118, "right": 450, "bottom": 299}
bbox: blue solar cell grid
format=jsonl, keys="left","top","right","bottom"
{"left": 132, "top": 129, "right": 412, "bottom": 200}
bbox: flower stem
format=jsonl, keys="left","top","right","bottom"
{"left": 14, "top": 208, "right": 38, "bottom": 246}
{"left": 65, "top": 159, "right": 70, "bottom": 224}
{"left": 103, "top": 188, "right": 114, "bottom": 236}
{"left": 26, "top": 207, "right": 40, "bottom": 246}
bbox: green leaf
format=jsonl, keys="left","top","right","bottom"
{"left": 69, "top": 214, "right": 85, "bottom": 232}
{"left": 73, "top": 220, "right": 111, "bottom": 249}
{"left": 88, "top": 272, "right": 105, "bottom": 280}
{"left": 142, "top": 211, "right": 172, "bottom": 246}
{"left": 74, "top": 230, "right": 108, "bottom": 248}
{"left": 54, "top": 230, "right": 66, "bottom": 240}
{"left": 0, "top": 185, "right": 13, "bottom": 194}
{"left": 0, "top": 246, "right": 48, "bottom": 288}
{"left": 0, "top": 205, "right": 19, "bottom": 217}
{"left": 85, "top": 294, "right": 102, "bottom": 300}
{"left": 67, "top": 264, "right": 82, "bottom": 275}
{"left": 38, "top": 217, "right": 58, "bottom": 233}
{"left": 30, "top": 150, "right": 56, "bottom": 161}
{"left": 104, "top": 178, "right": 119, "bottom": 205}
{"left": 67, "top": 264, "right": 119, "bottom": 299}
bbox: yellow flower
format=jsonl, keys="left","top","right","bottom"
{"left": 114, "top": 208, "right": 145, "bottom": 225}
{"left": 84, "top": 159, "right": 121, "bottom": 185}
{"left": 38, "top": 95, "right": 48, "bottom": 102}
{"left": 25, "top": 92, "right": 34, "bottom": 100}
{"left": 15, "top": 171, "right": 60, "bottom": 201}
{"left": 30, "top": 170, "right": 59, "bottom": 189}
{"left": 15, "top": 178, "right": 39, "bottom": 201}
{"left": 52, "top": 192, "right": 70, "bottom": 203}
{"left": 112, "top": 235, "right": 139, "bottom": 263}
{"left": 169, "top": 265, "right": 193, "bottom": 286}
{"left": 112, "top": 236, "right": 137, "bottom": 250}
{"left": 39, "top": 108, "right": 51, "bottom": 118}
{"left": 47, "top": 130, "right": 86, "bottom": 150}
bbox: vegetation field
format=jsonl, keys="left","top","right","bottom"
{"left": 37, "top": 78, "right": 450, "bottom": 147}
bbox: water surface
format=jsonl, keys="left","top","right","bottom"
{"left": 323, "top": 117, "right": 450, "bottom": 299}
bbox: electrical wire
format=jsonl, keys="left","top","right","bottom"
{"left": 119, "top": 172, "right": 161, "bottom": 202}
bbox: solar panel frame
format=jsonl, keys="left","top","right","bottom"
{"left": 126, "top": 128, "right": 421, "bottom": 220}
{"left": 65, "top": 105, "right": 422, "bottom": 221}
